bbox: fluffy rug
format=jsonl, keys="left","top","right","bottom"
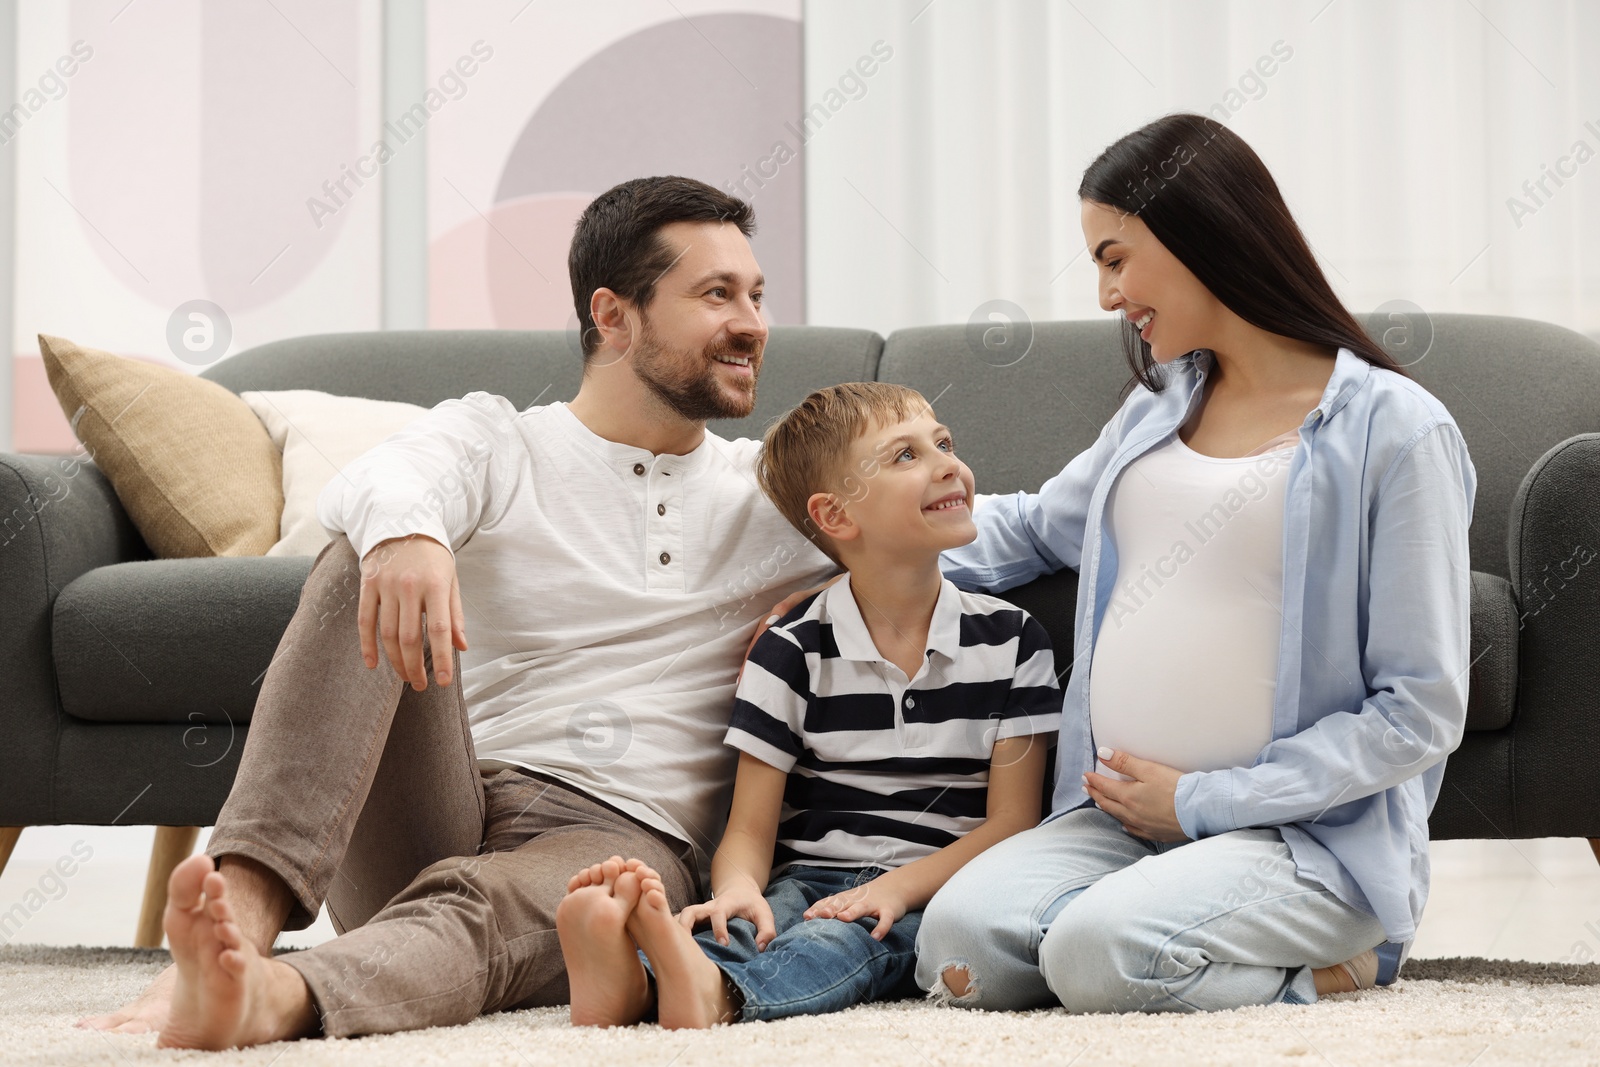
{"left": 5, "top": 945, "right": 1598, "bottom": 1066}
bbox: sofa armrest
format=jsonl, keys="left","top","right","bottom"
{"left": 0, "top": 452, "right": 149, "bottom": 824}
{"left": 1465, "top": 571, "right": 1518, "bottom": 732}
{"left": 1505, "top": 432, "right": 1600, "bottom": 837}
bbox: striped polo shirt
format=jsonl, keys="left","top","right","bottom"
{"left": 725, "top": 573, "right": 1061, "bottom": 873}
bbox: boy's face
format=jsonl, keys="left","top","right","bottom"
{"left": 820, "top": 408, "right": 978, "bottom": 558}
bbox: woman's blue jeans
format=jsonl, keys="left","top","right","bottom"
{"left": 914, "top": 807, "right": 1387, "bottom": 1013}
{"left": 642, "top": 864, "right": 921, "bottom": 1021}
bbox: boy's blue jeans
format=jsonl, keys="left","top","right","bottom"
{"left": 641, "top": 864, "right": 922, "bottom": 1021}
{"left": 915, "top": 807, "right": 1388, "bottom": 1013}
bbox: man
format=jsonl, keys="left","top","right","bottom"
{"left": 79, "top": 176, "right": 838, "bottom": 1049}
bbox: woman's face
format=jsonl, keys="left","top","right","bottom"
{"left": 1080, "top": 200, "right": 1222, "bottom": 363}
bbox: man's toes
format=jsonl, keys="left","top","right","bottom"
{"left": 205, "top": 892, "right": 238, "bottom": 928}
{"left": 201, "top": 870, "right": 228, "bottom": 904}
{"left": 166, "top": 855, "right": 215, "bottom": 911}
{"left": 214, "top": 919, "right": 244, "bottom": 952}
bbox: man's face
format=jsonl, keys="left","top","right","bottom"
{"left": 628, "top": 220, "right": 768, "bottom": 421}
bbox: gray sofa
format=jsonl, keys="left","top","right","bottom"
{"left": 3, "top": 314, "right": 1598, "bottom": 919}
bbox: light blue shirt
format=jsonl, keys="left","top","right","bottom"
{"left": 939, "top": 346, "right": 1477, "bottom": 952}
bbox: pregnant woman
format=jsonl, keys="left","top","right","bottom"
{"left": 914, "top": 113, "right": 1477, "bottom": 1012}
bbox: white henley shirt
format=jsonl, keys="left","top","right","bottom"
{"left": 316, "top": 394, "right": 840, "bottom": 870}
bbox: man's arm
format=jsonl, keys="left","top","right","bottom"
{"left": 319, "top": 391, "right": 521, "bottom": 688}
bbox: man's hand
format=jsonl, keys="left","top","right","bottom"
{"left": 357, "top": 534, "right": 468, "bottom": 690}
{"left": 677, "top": 878, "right": 777, "bottom": 950}
{"left": 804, "top": 875, "right": 910, "bottom": 941}
{"left": 1083, "top": 747, "right": 1188, "bottom": 843}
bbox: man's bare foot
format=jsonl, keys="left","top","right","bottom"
{"left": 156, "top": 855, "right": 317, "bottom": 1050}
{"left": 627, "top": 874, "right": 739, "bottom": 1029}
{"left": 76, "top": 962, "right": 177, "bottom": 1033}
{"left": 556, "top": 857, "right": 660, "bottom": 1027}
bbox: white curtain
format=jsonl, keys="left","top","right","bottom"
{"left": 802, "top": 0, "right": 1600, "bottom": 340}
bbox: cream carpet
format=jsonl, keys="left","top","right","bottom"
{"left": 5, "top": 945, "right": 1598, "bottom": 1066}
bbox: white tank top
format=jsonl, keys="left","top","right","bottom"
{"left": 1088, "top": 429, "right": 1297, "bottom": 780}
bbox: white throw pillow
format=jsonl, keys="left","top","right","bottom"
{"left": 241, "top": 390, "right": 431, "bottom": 557}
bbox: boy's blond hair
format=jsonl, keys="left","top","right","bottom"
{"left": 756, "top": 382, "right": 929, "bottom": 566}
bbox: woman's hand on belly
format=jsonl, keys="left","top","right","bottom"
{"left": 1082, "top": 747, "right": 1188, "bottom": 843}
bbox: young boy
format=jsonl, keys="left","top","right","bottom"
{"left": 554, "top": 382, "right": 1062, "bottom": 1028}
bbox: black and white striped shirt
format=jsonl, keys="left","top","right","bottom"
{"left": 725, "top": 573, "right": 1061, "bottom": 873}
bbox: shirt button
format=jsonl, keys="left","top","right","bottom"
{"left": 659, "top": 551, "right": 671, "bottom": 565}
{"left": 905, "top": 695, "right": 915, "bottom": 709}
{"left": 657, "top": 503, "right": 666, "bottom": 516}
{"left": 633, "top": 463, "right": 645, "bottom": 475}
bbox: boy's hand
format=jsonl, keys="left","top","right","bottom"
{"left": 804, "top": 878, "right": 909, "bottom": 940}
{"left": 677, "top": 881, "right": 778, "bottom": 950}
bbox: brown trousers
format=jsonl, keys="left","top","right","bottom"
{"left": 206, "top": 534, "right": 700, "bottom": 1037}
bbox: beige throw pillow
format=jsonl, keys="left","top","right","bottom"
{"left": 241, "top": 390, "right": 430, "bottom": 556}
{"left": 38, "top": 334, "right": 282, "bottom": 558}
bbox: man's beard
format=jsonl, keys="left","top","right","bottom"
{"left": 631, "top": 315, "right": 761, "bottom": 422}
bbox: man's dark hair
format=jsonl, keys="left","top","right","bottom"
{"left": 568, "top": 176, "right": 756, "bottom": 361}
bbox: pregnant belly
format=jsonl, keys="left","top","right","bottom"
{"left": 1087, "top": 595, "right": 1279, "bottom": 779}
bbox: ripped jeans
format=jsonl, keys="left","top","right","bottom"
{"left": 914, "top": 806, "right": 1387, "bottom": 1013}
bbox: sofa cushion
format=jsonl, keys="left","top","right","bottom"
{"left": 53, "top": 557, "right": 312, "bottom": 724}
{"left": 39, "top": 334, "right": 284, "bottom": 558}
{"left": 241, "top": 389, "right": 431, "bottom": 557}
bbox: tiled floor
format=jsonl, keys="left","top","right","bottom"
{"left": 3, "top": 826, "right": 1598, "bottom": 961}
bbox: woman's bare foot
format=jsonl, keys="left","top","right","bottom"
{"left": 155, "top": 855, "right": 317, "bottom": 1050}
{"left": 76, "top": 962, "right": 177, "bottom": 1033}
{"left": 556, "top": 857, "right": 658, "bottom": 1027}
{"left": 1312, "top": 948, "right": 1379, "bottom": 996}
{"left": 626, "top": 874, "right": 739, "bottom": 1029}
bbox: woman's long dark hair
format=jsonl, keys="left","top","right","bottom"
{"left": 1078, "top": 113, "right": 1412, "bottom": 399}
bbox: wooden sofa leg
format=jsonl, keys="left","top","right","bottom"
{"left": 134, "top": 826, "right": 201, "bottom": 949}
{"left": 0, "top": 827, "right": 21, "bottom": 879}
{"left": 1591, "top": 839, "right": 1600, "bottom": 867}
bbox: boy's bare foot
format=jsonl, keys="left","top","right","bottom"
{"left": 566, "top": 854, "right": 653, "bottom": 894}
{"left": 76, "top": 962, "right": 177, "bottom": 1033}
{"left": 626, "top": 874, "right": 739, "bottom": 1029}
{"left": 156, "top": 855, "right": 317, "bottom": 1050}
{"left": 556, "top": 857, "right": 657, "bottom": 1027}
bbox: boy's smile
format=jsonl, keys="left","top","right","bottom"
{"left": 827, "top": 408, "right": 978, "bottom": 558}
